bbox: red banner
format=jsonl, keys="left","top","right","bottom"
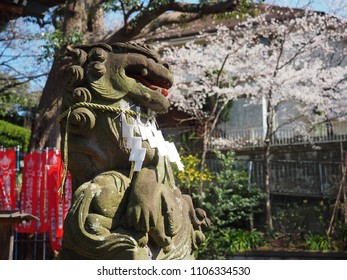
{"left": 37, "top": 150, "right": 62, "bottom": 233}
{"left": 62, "top": 172, "right": 72, "bottom": 234}
{"left": 47, "top": 163, "right": 72, "bottom": 250}
{"left": 47, "top": 165, "right": 62, "bottom": 250}
{"left": 16, "top": 152, "right": 40, "bottom": 233}
{"left": 16, "top": 149, "right": 73, "bottom": 251}
{"left": 0, "top": 149, "right": 17, "bottom": 211}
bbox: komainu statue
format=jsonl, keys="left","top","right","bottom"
{"left": 58, "top": 42, "right": 210, "bottom": 260}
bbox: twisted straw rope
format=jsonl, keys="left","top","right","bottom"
{"left": 57, "top": 101, "right": 152, "bottom": 197}
{"left": 57, "top": 101, "right": 150, "bottom": 123}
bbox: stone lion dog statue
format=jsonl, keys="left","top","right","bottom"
{"left": 58, "top": 42, "right": 209, "bottom": 260}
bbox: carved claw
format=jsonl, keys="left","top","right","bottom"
{"left": 126, "top": 205, "right": 155, "bottom": 233}
{"left": 195, "top": 208, "right": 211, "bottom": 229}
{"left": 193, "top": 231, "right": 206, "bottom": 249}
{"left": 180, "top": 195, "right": 211, "bottom": 232}
{"left": 161, "top": 188, "right": 182, "bottom": 237}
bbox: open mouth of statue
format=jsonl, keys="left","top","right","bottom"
{"left": 127, "top": 67, "right": 172, "bottom": 97}
{"left": 130, "top": 74, "right": 170, "bottom": 97}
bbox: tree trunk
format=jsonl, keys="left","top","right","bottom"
{"left": 28, "top": 0, "right": 104, "bottom": 151}
{"left": 199, "top": 121, "right": 210, "bottom": 195}
{"left": 28, "top": 58, "right": 68, "bottom": 152}
{"left": 263, "top": 140, "right": 273, "bottom": 232}
{"left": 263, "top": 98, "right": 274, "bottom": 232}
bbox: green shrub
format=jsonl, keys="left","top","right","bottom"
{"left": 194, "top": 151, "right": 266, "bottom": 259}
{"left": 335, "top": 222, "right": 347, "bottom": 249}
{"left": 197, "top": 228, "right": 265, "bottom": 259}
{"left": 0, "top": 120, "right": 30, "bottom": 151}
{"left": 229, "top": 229, "right": 265, "bottom": 253}
{"left": 304, "top": 233, "right": 333, "bottom": 252}
{"left": 201, "top": 151, "right": 265, "bottom": 229}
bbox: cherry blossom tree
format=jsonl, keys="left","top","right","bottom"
{"left": 24, "top": 0, "right": 250, "bottom": 152}
{"left": 161, "top": 8, "right": 347, "bottom": 230}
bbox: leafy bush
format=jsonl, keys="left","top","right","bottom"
{"left": 201, "top": 151, "right": 265, "bottom": 228}
{"left": 304, "top": 233, "right": 333, "bottom": 252}
{"left": 0, "top": 120, "right": 30, "bottom": 151}
{"left": 192, "top": 150, "right": 266, "bottom": 259}
{"left": 229, "top": 229, "right": 265, "bottom": 253}
{"left": 272, "top": 201, "right": 312, "bottom": 236}
{"left": 197, "top": 227, "right": 265, "bottom": 259}
{"left": 335, "top": 222, "right": 347, "bottom": 250}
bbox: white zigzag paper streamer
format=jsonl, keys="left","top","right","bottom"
{"left": 121, "top": 112, "right": 184, "bottom": 172}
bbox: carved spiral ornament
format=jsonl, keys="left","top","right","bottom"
{"left": 87, "top": 61, "right": 107, "bottom": 80}
{"left": 72, "top": 87, "right": 92, "bottom": 103}
{"left": 66, "top": 65, "right": 84, "bottom": 91}
{"left": 69, "top": 107, "right": 96, "bottom": 132}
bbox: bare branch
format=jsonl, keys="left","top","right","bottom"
{"left": 0, "top": 73, "right": 47, "bottom": 94}
{"left": 216, "top": 53, "right": 231, "bottom": 87}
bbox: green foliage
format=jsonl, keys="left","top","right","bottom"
{"left": 304, "top": 233, "right": 334, "bottom": 252}
{"left": 198, "top": 228, "right": 265, "bottom": 259}
{"left": 173, "top": 150, "right": 265, "bottom": 258}
{"left": 335, "top": 222, "right": 347, "bottom": 249}
{"left": 0, "top": 74, "right": 40, "bottom": 126}
{"left": 103, "top": 0, "right": 143, "bottom": 13}
{"left": 212, "top": 0, "right": 263, "bottom": 20}
{"left": 228, "top": 229, "right": 265, "bottom": 253}
{"left": 0, "top": 120, "right": 30, "bottom": 151}
{"left": 272, "top": 201, "right": 312, "bottom": 235}
{"left": 270, "top": 200, "right": 347, "bottom": 252}
{"left": 41, "top": 29, "right": 84, "bottom": 59}
{"left": 175, "top": 130, "right": 202, "bottom": 154}
{"left": 194, "top": 150, "right": 265, "bottom": 259}
{"left": 201, "top": 151, "right": 265, "bottom": 228}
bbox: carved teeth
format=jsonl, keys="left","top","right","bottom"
{"left": 141, "top": 68, "right": 148, "bottom": 76}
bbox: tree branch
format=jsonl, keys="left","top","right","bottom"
{"left": 104, "top": 0, "right": 240, "bottom": 43}
{"left": 141, "top": 11, "right": 202, "bottom": 34}
{"left": 0, "top": 73, "right": 48, "bottom": 94}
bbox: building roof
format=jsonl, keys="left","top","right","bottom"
{"left": 143, "top": 4, "right": 325, "bottom": 45}
{"left": 0, "top": 0, "right": 65, "bottom": 24}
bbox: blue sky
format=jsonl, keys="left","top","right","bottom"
{"left": 1, "top": 0, "right": 344, "bottom": 93}
{"left": 263, "top": 0, "right": 346, "bottom": 16}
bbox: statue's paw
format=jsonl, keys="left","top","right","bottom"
{"left": 195, "top": 208, "right": 211, "bottom": 229}
{"left": 149, "top": 227, "right": 172, "bottom": 248}
{"left": 125, "top": 204, "right": 156, "bottom": 233}
{"left": 193, "top": 230, "right": 206, "bottom": 249}
{"left": 136, "top": 232, "right": 149, "bottom": 247}
{"left": 180, "top": 195, "right": 211, "bottom": 231}
{"left": 161, "top": 190, "right": 182, "bottom": 237}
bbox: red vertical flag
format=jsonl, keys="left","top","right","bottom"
{"left": 47, "top": 165, "right": 62, "bottom": 251}
{"left": 46, "top": 151, "right": 72, "bottom": 250}
{"left": 16, "top": 149, "right": 73, "bottom": 250}
{"left": 16, "top": 153, "right": 40, "bottom": 233}
{"left": 61, "top": 172, "right": 72, "bottom": 235}
{"left": 0, "top": 149, "right": 17, "bottom": 211}
{"left": 38, "top": 149, "right": 62, "bottom": 233}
